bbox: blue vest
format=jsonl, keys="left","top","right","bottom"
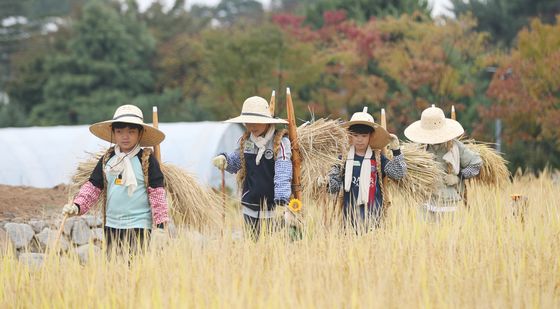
{"left": 105, "top": 155, "right": 152, "bottom": 229}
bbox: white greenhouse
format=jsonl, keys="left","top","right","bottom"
{"left": 0, "top": 122, "right": 244, "bottom": 190}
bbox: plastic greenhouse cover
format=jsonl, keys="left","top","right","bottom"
{"left": 0, "top": 122, "right": 244, "bottom": 190}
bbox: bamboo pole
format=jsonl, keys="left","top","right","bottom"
{"left": 451, "top": 105, "right": 456, "bottom": 120}
{"left": 286, "top": 87, "right": 302, "bottom": 202}
{"left": 269, "top": 90, "right": 276, "bottom": 116}
{"left": 153, "top": 106, "right": 161, "bottom": 162}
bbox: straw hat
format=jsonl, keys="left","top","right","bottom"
{"left": 343, "top": 107, "right": 391, "bottom": 150}
{"left": 404, "top": 106, "right": 464, "bottom": 144}
{"left": 89, "top": 105, "right": 165, "bottom": 147}
{"left": 225, "top": 96, "right": 288, "bottom": 124}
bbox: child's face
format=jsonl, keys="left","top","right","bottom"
{"left": 113, "top": 127, "right": 141, "bottom": 152}
{"left": 350, "top": 132, "right": 371, "bottom": 152}
{"left": 245, "top": 123, "right": 269, "bottom": 136}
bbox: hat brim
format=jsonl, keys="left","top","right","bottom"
{"left": 224, "top": 115, "right": 288, "bottom": 124}
{"left": 343, "top": 120, "right": 392, "bottom": 150}
{"left": 89, "top": 117, "right": 165, "bottom": 147}
{"left": 404, "top": 119, "right": 464, "bottom": 144}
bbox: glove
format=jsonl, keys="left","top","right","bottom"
{"left": 388, "top": 134, "right": 400, "bottom": 151}
{"left": 212, "top": 155, "right": 227, "bottom": 170}
{"left": 283, "top": 209, "right": 296, "bottom": 226}
{"left": 62, "top": 203, "right": 79, "bottom": 216}
{"left": 443, "top": 174, "right": 460, "bottom": 186}
{"left": 150, "top": 228, "right": 170, "bottom": 250}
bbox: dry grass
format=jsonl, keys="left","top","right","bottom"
{"left": 2, "top": 174, "right": 559, "bottom": 308}
{"left": 298, "top": 119, "right": 349, "bottom": 201}
{"left": 68, "top": 152, "right": 223, "bottom": 232}
{"left": 463, "top": 139, "right": 511, "bottom": 186}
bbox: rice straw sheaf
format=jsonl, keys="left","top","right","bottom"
{"left": 462, "top": 139, "right": 510, "bottom": 186}
{"left": 297, "top": 119, "right": 349, "bottom": 202}
{"left": 386, "top": 142, "right": 445, "bottom": 201}
{"left": 68, "top": 151, "right": 223, "bottom": 231}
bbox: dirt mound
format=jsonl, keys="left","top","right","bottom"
{"left": 0, "top": 184, "right": 68, "bottom": 221}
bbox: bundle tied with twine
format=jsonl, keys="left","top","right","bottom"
{"left": 68, "top": 151, "right": 224, "bottom": 231}
{"left": 297, "top": 119, "right": 349, "bottom": 202}
{"left": 462, "top": 139, "right": 510, "bottom": 186}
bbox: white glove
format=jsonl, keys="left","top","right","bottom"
{"left": 62, "top": 203, "right": 79, "bottom": 216}
{"left": 389, "top": 134, "right": 400, "bottom": 151}
{"left": 444, "top": 174, "right": 460, "bottom": 186}
{"left": 212, "top": 155, "right": 227, "bottom": 170}
{"left": 284, "top": 209, "right": 296, "bottom": 226}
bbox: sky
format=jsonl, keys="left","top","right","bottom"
{"left": 137, "top": 0, "right": 454, "bottom": 17}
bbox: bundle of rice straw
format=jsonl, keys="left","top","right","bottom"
{"left": 297, "top": 119, "right": 349, "bottom": 202}
{"left": 386, "top": 142, "right": 445, "bottom": 201}
{"left": 67, "top": 152, "right": 223, "bottom": 231}
{"left": 462, "top": 139, "right": 510, "bottom": 186}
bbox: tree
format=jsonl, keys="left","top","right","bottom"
{"left": 483, "top": 17, "right": 560, "bottom": 171}
{"left": 29, "top": 0, "right": 156, "bottom": 125}
{"left": 451, "top": 0, "right": 560, "bottom": 47}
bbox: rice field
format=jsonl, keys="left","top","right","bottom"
{"left": 1, "top": 173, "right": 559, "bottom": 308}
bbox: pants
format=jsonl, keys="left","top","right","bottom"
{"left": 243, "top": 215, "right": 282, "bottom": 241}
{"left": 104, "top": 227, "right": 151, "bottom": 256}
{"left": 343, "top": 203, "right": 384, "bottom": 233}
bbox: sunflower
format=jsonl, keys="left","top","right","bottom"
{"left": 288, "top": 198, "right": 302, "bottom": 213}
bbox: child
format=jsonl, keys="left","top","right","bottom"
{"left": 328, "top": 107, "right": 407, "bottom": 231}
{"left": 212, "top": 96, "right": 293, "bottom": 240}
{"left": 62, "top": 104, "right": 169, "bottom": 253}
{"left": 404, "top": 106, "right": 482, "bottom": 219}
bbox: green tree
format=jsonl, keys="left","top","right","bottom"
{"left": 451, "top": 0, "right": 560, "bottom": 47}
{"left": 30, "top": 0, "right": 156, "bottom": 125}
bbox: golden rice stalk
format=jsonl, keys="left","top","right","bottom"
{"left": 68, "top": 152, "right": 223, "bottom": 231}
{"left": 462, "top": 139, "right": 510, "bottom": 186}
{"left": 297, "top": 119, "right": 349, "bottom": 202}
{"left": 386, "top": 142, "right": 445, "bottom": 201}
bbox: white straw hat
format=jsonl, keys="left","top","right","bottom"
{"left": 225, "top": 96, "right": 288, "bottom": 124}
{"left": 404, "top": 106, "right": 464, "bottom": 144}
{"left": 343, "top": 107, "right": 391, "bottom": 150}
{"left": 89, "top": 105, "right": 165, "bottom": 147}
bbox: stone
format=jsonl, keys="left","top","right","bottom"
{"left": 183, "top": 230, "right": 207, "bottom": 248}
{"left": 75, "top": 244, "right": 101, "bottom": 264}
{"left": 35, "top": 228, "right": 70, "bottom": 252}
{"left": 82, "top": 215, "right": 103, "bottom": 228}
{"left": 62, "top": 217, "right": 80, "bottom": 236}
{"left": 72, "top": 219, "right": 91, "bottom": 245}
{"left": 4, "top": 223, "right": 35, "bottom": 249}
{"left": 29, "top": 220, "right": 49, "bottom": 233}
{"left": 19, "top": 253, "right": 45, "bottom": 268}
{"left": 0, "top": 228, "right": 15, "bottom": 255}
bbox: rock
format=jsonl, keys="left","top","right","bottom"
{"left": 35, "top": 228, "right": 70, "bottom": 252}
{"left": 183, "top": 230, "right": 207, "bottom": 248}
{"left": 29, "top": 220, "right": 48, "bottom": 233}
{"left": 62, "top": 217, "right": 80, "bottom": 236}
{"left": 92, "top": 228, "right": 104, "bottom": 243}
{"left": 75, "top": 244, "right": 101, "bottom": 264}
{"left": 72, "top": 219, "right": 91, "bottom": 245}
{"left": 83, "top": 215, "right": 103, "bottom": 228}
{"left": 0, "top": 228, "right": 15, "bottom": 255}
{"left": 4, "top": 223, "right": 35, "bottom": 249}
{"left": 19, "top": 253, "right": 45, "bottom": 268}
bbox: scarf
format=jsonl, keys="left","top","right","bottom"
{"left": 106, "top": 144, "right": 142, "bottom": 196}
{"left": 442, "top": 142, "right": 460, "bottom": 175}
{"left": 344, "top": 145, "right": 373, "bottom": 205}
{"left": 249, "top": 125, "right": 275, "bottom": 165}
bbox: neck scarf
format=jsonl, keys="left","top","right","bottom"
{"left": 249, "top": 125, "right": 275, "bottom": 165}
{"left": 344, "top": 145, "right": 373, "bottom": 205}
{"left": 106, "top": 144, "right": 141, "bottom": 196}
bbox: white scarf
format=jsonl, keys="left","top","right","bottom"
{"left": 249, "top": 125, "right": 275, "bottom": 165}
{"left": 442, "top": 142, "right": 460, "bottom": 175}
{"left": 106, "top": 144, "right": 142, "bottom": 197}
{"left": 344, "top": 145, "right": 373, "bottom": 205}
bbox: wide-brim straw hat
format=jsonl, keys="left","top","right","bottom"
{"left": 225, "top": 96, "right": 288, "bottom": 124}
{"left": 89, "top": 105, "right": 165, "bottom": 147}
{"left": 343, "top": 107, "right": 391, "bottom": 150}
{"left": 404, "top": 106, "right": 464, "bottom": 144}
